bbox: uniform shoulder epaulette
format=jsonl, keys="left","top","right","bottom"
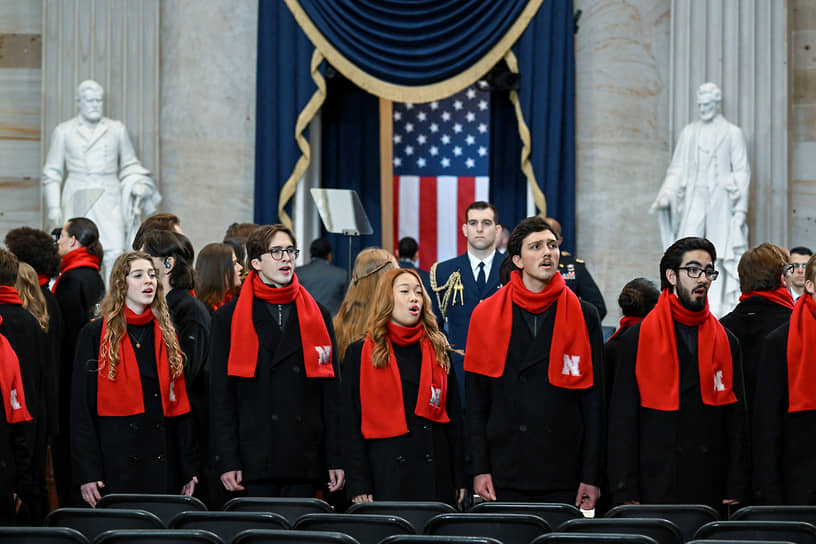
{"left": 430, "top": 261, "right": 463, "bottom": 321}
{"left": 576, "top": 258, "right": 585, "bottom": 264}
{"left": 561, "top": 250, "right": 572, "bottom": 257}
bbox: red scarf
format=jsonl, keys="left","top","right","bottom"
{"left": 52, "top": 247, "right": 100, "bottom": 293}
{"left": 636, "top": 289, "right": 736, "bottom": 410}
{"left": 359, "top": 322, "right": 449, "bottom": 439}
{"left": 0, "top": 286, "right": 22, "bottom": 306}
{"left": 464, "top": 271, "right": 593, "bottom": 388}
{"left": 0, "top": 315, "right": 32, "bottom": 423}
{"left": 786, "top": 294, "right": 816, "bottom": 412}
{"left": 228, "top": 271, "right": 334, "bottom": 378}
{"left": 739, "top": 286, "right": 795, "bottom": 310}
{"left": 97, "top": 307, "right": 190, "bottom": 417}
{"left": 37, "top": 274, "right": 51, "bottom": 287}
{"left": 608, "top": 316, "right": 644, "bottom": 341}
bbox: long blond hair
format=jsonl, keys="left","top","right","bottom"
{"left": 365, "top": 268, "right": 453, "bottom": 371}
{"left": 333, "top": 248, "right": 397, "bottom": 364}
{"left": 15, "top": 262, "right": 49, "bottom": 332}
{"left": 99, "top": 252, "right": 183, "bottom": 380}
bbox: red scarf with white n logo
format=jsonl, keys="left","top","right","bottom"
{"left": 636, "top": 289, "right": 736, "bottom": 411}
{"left": 359, "top": 322, "right": 448, "bottom": 439}
{"left": 227, "top": 271, "right": 334, "bottom": 378}
{"left": 0, "top": 315, "right": 32, "bottom": 423}
{"left": 464, "top": 270, "right": 593, "bottom": 388}
{"left": 786, "top": 294, "right": 816, "bottom": 412}
{"left": 97, "top": 307, "right": 190, "bottom": 417}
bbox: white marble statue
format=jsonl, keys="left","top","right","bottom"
{"left": 651, "top": 82, "right": 750, "bottom": 317}
{"left": 42, "top": 80, "right": 161, "bottom": 275}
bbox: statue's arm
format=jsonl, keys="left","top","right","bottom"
{"left": 42, "top": 125, "right": 66, "bottom": 224}
{"left": 729, "top": 126, "right": 750, "bottom": 214}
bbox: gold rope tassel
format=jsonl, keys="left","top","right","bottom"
{"left": 278, "top": 48, "right": 327, "bottom": 230}
{"left": 503, "top": 50, "right": 547, "bottom": 218}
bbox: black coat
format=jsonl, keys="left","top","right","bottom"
{"left": 607, "top": 321, "right": 748, "bottom": 507}
{"left": 41, "top": 287, "right": 64, "bottom": 437}
{"left": 71, "top": 319, "right": 198, "bottom": 494}
{"left": 559, "top": 251, "right": 607, "bottom": 320}
{"left": 720, "top": 296, "right": 792, "bottom": 411}
{"left": 466, "top": 300, "right": 605, "bottom": 493}
{"left": 209, "top": 298, "right": 342, "bottom": 484}
{"left": 752, "top": 322, "right": 816, "bottom": 504}
{"left": 343, "top": 339, "right": 465, "bottom": 504}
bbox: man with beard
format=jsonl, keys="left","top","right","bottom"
{"left": 753, "top": 254, "right": 816, "bottom": 504}
{"left": 430, "top": 201, "right": 503, "bottom": 400}
{"left": 608, "top": 237, "right": 748, "bottom": 511}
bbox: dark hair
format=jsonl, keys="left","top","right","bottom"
{"left": 507, "top": 216, "right": 557, "bottom": 258}
{"left": 465, "top": 201, "right": 498, "bottom": 224}
{"left": 141, "top": 230, "right": 196, "bottom": 290}
{"left": 195, "top": 243, "right": 238, "bottom": 312}
{"left": 131, "top": 212, "right": 180, "bottom": 250}
{"left": 0, "top": 249, "right": 19, "bottom": 287}
{"left": 224, "top": 222, "right": 260, "bottom": 242}
{"left": 223, "top": 237, "right": 246, "bottom": 267}
{"left": 246, "top": 224, "right": 297, "bottom": 267}
{"left": 310, "top": 238, "right": 333, "bottom": 259}
{"left": 398, "top": 237, "right": 418, "bottom": 259}
{"left": 659, "top": 237, "right": 716, "bottom": 291}
{"left": 737, "top": 243, "right": 790, "bottom": 293}
{"left": 790, "top": 246, "right": 813, "bottom": 257}
{"left": 618, "top": 278, "right": 660, "bottom": 317}
{"left": 4, "top": 227, "right": 61, "bottom": 277}
{"left": 66, "top": 217, "right": 103, "bottom": 261}
{"left": 806, "top": 254, "right": 816, "bottom": 285}
{"left": 499, "top": 255, "right": 520, "bottom": 285}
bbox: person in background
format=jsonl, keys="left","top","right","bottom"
{"left": 789, "top": 246, "right": 813, "bottom": 302}
{"left": 396, "top": 236, "right": 431, "bottom": 291}
{"left": 195, "top": 243, "right": 243, "bottom": 314}
{"left": 131, "top": 212, "right": 183, "bottom": 251}
{"left": 297, "top": 238, "right": 348, "bottom": 316}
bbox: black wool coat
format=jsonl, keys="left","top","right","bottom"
{"left": 607, "top": 321, "right": 748, "bottom": 508}
{"left": 40, "top": 287, "right": 65, "bottom": 437}
{"left": 466, "top": 300, "right": 605, "bottom": 493}
{"left": 343, "top": 339, "right": 466, "bottom": 504}
{"left": 209, "top": 298, "right": 342, "bottom": 484}
{"left": 752, "top": 322, "right": 816, "bottom": 505}
{"left": 71, "top": 319, "right": 198, "bottom": 494}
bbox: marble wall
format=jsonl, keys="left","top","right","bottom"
{"left": 792, "top": 0, "right": 816, "bottom": 247}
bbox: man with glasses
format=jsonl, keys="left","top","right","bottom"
{"left": 789, "top": 246, "right": 813, "bottom": 302}
{"left": 209, "top": 224, "right": 345, "bottom": 497}
{"left": 608, "top": 237, "right": 747, "bottom": 511}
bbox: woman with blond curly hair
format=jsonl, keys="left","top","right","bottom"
{"left": 343, "top": 268, "right": 466, "bottom": 505}
{"left": 333, "top": 248, "right": 397, "bottom": 364}
{"left": 71, "top": 252, "right": 198, "bottom": 507}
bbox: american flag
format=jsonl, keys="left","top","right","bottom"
{"left": 393, "top": 84, "right": 490, "bottom": 269}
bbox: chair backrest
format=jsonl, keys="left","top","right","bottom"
{"left": 170, "top": 511, "right": 289, "bottom": 543}
{"left": 223, "top": 497, "right": 334, "bottom": 525}
{"left": 94, "top": 529, "right": 224, "bottom": 543}
{"left": 606, "top": 503, "right": 719, "bottom": 542}
{"left": 233, "top": 529, "right": 362, "bottom": 544}
{"left": 295, "top": 513, "right": 415, "bottom": 544}
{"left": 730, "top": 505, "right": 816, "bottom": 524}
{"left": 558, "top": 518, "right": 682, "bottom": 544}
{"left": 0, "top": 527, "right": 89, "bottom": 543}
{"left": 347, "top": 501, "right": 456, "bottom": 533}
{"left": 471, "top": 503, "right": 582, "bottom": 531}
{"left": 688, "top": 540, "right": 797, "bottom": 544}
{"left": 532, "top": 533, "right": 659, "bottom": 544}
{"left": 695, "top": 520, "right": 816, "bottom": 544}
{"left": 425, "top": 513, "right": 551, "bottom": 544}
{"left": 44, "top": 508, "right": 164, "bottom": 541}
{"left": 96, "top": 493, "right": 208, "bottom": 526}
{"left": 380, "top": 535, "right": 504, "bottom": 544}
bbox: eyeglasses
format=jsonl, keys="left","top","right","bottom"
{"left": 791, "top": 263, "right": 808, "bottom": 270}
{"left": 678, "top": 266, "right": 719, "bottom": 280}
{"left": 262, "top": 247, "right": 300, "bottom": 261}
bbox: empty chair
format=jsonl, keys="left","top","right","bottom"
{"left": 97, "top": 493, "right": 207, "bottom": 526}
{"left": 607, "top": 503, "right": 719, "bottom": 542}
{"left": 44, "top": 508, "right": 164, "bottom": 542}
{"left": 425, "top": 513, "right": 550, "bottom": 544}
{"left": 94, "top": 529, "right": 223, "bottom": 543}
{"left": 347, "top": 501, "right": 456, "bottom": 533}
{"left": 471, "top": 503, "right": 582, "bottom": 531}
{"left": 233, "top": 529, "right": 361, "bottom": 544}
{"left": 558, "top": 518, "right": 682, "bottom": 544}
{"left": 694, "top": 520, "right": 816, "bottom": 544}
{"left": 295, "top": 513, "right": 415, "bottom": 544}
{"left": 223, "top": 497, "right": 334, "bottom": 525}
{"left": 380, "top": 535, "right": 504, "bottom": 544}
{"left": 0, "top": 527, "right": 89, "bottom": 543}
{"left": 533, "top": 534, "right": 659, "bottom": 544}
{"left": 730, "top": 505, "right": 816, "bottom": 524}
{"left": 170, "top": 511, "right": 289, "bottom": 543}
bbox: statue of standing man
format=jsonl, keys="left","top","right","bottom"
{"left": 651, "top": 82, "right": 750, "bottom": 316}
{"left": 42, "top": 80, "right": 161, "bottom": 276}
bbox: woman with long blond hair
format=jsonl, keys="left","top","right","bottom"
{"left": 333, "top": 248, "right": 397, "bottom": 364}
{"left": 15, "top": 263, "right": 49, "bottom": 333}
{"left": 71, "top": 252, "right": 198, "bottom": 507}
{"left": 343, "top": 268, "right": 466, "bottom": 505}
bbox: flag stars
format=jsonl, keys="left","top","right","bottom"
{"left": 478, "top": 100, "right": 488, "bottom": 111}
{"left": 441, "top": 111, "right": 451, "bottom": 122}
{"left": 441, "top": 157, "right": 451, "bottom": 167}
{"left": 453, "top": 123, "right": 463, "bottom": 134}
{"left": 405, "top": 103, "right": 414, "bottom": 110}
{"left": 466, "top": 157, "right": 475, "bottom": 168}
{"left": 417, "top": 111, "right": 427, "bottom": 122}
{"left": 465, "top": 135, "right": 475, "bottom": 145}
{"left": 417, "top": 134, "right": 427, "bottom": 145}
{"left": 430, "top": 123, "right": 439, "bottom": 133}
{"left": 393, "top": 157, "right": 402, "bottom": 167}
{"left": 430, "top": 101, "right": 439, "bottom": 110}
{"left": 394, "top": 111, "right": 402, "bottom": 121}
{"left": 466, "top": 88, "right": 477, "bottom": 99}
{"left": 441, "top": 134, "right": 451, "bottom": 145}
{"left": 405, "top": 145, "right": 414, "bottom": 156}
{"left": 478, "top": 123, "right": 488, "bottom": 134}
{"left": 466, "top": 112, "right": 476, "bottom": 122}
{"left": 453, "top": 146, "right": 462, "bottom": 156}
{"left": 429, "top": 146, "right": 439, "bottom": 156}
{"left": 478, "top": 146, "right": 487, "bottom": 157}
{"left": 393, "top": 134, "right": 402, "bottom": 144}
{"left": 453, "top": 100, "right": 463, "bottom": 110}
{"left": 405, "top": 122, "right": 414, "bottom": 133}
{"left": 417, "top": 157, "right": 426, "bottom": 167}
